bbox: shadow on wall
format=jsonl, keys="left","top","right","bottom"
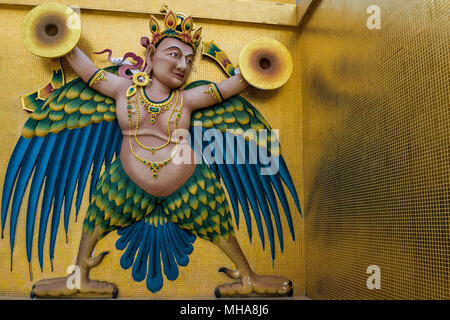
{"left": 301, "top": 0, "right": 449, "bottom": 299}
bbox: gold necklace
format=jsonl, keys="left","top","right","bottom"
{"left": 127, "top": 91, "right": 184, "bottom": 178}
{"left": 133, "top": 90, "right": 181, "bottom": 154}
{"left": 140, "top": 87, "right": 175, "bottom": 124}
{"left": 126, "top": 71, "right": 176, "bottom": 125}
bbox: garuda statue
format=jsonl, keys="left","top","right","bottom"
{"left": 1, "top": 3, "right": 301, "bottom": 298}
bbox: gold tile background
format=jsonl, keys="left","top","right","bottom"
{"left": 0, "top": 2, "right": 304, "bottom": 297}
{"left": 301, "top": 0, "right": 449, "bottom": 299}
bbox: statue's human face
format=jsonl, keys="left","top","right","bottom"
{"left": 149, "top": 38, "right": 194, "bottom": 89}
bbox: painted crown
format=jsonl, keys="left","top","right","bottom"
{"left": 149, "top": 10, "right": 202, "bottom": 51}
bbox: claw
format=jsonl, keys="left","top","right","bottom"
{"left": 214, "top": 287, "right": 222, "bottom": 299}
{"left": 218, "top": 267, "right": 241, "bottom": 279}
{"left": 30, "top": 289, "right": 35, "bottom": 299}
{"left": 287, "top": 287, "right": 293, "bottom": 297}
{"left": 112, "top": 287, "right": 118, "bottom": 299}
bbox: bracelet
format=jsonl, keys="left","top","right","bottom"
{"left": 204, "top": 83, "right": 223, "bottom": 103}
{"left": 87, "top": 69, "right": 108, "bottom": 88}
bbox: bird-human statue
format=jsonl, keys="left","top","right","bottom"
{"left": 1, "top": 6, "right": 302, "bottom": 298}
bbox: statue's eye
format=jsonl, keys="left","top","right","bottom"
{"left": 186, "top": 58, "right": 192, "bottom": 64}
{"left": 170, "top": 52, "right": 179, "bottom": 58}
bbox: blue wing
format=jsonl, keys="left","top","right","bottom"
{"left": 186, "top": 80, "right": 302, "bottom": 261}
{"left": 1, "top": 65, "right": 122, "bottom": 276}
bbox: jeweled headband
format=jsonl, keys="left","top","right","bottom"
{"left": 149, "top": 10, "right": 202, "bottom": 51}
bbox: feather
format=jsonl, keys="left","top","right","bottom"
{"left": 1, "top": 137, "right": 31, "bottom": 238}
{"left": 26, "top": 133, "right": 57, "bottom": 271}
{"left": 159, "top": 223, "right": 179, "bottom": 281}
{"left": 166, "top": 222, "right": 189, "bottom": 266}
{"left": 49, "top": 129, "right": 80, "bottom": 263}
{"left": 38, "top": 129, "right": 70, "bottom": 270}
{"left": 268, "top": 173, "right": 296, "bottom": 241}
{"left": 235, "top": 136, "right": 275, "bottom": 259}
{"left": 75, "top": 123, "right": 103, "bottom": 218}
{"left": 63, "top": 126, "right": 92, "bottom": 238}
{"left": 279, "top": 156, "right": 302, "bottom": 217}
{"left": 9, "top": 136, "right": 45, "bottom": 269}
{"left": 89, "top": 121, "right": 114, "bottom": 202}
{"left": 146, "top": 222, "right": 163, "bottom": 293}
{"left": 120, "top": 220, "right": 145, "bottom": 270}
{"left": 104, "top": 122, "right": 121, "bottom": 168}
{"left": 115, "top": 221, "right": 139, "bottom": 250}
{"left": 132, "top": 224, "right": 151, "bottom": 282}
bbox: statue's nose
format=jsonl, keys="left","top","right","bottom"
{"left": 176, "top": 58, "right": 187, "bottom": 72}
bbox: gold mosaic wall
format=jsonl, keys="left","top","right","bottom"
{"left": 301, "top": 0, "right": 449, "bottom": 299}
{"left": 0, "top": 2, "right": 303, "bottom": 297}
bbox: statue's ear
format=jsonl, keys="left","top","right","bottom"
{"left": 143, "top": 44, "right": 156, "bottom": 74}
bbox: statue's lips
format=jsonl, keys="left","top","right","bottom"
{"left": 173, "top": 72, "right": 184, "bottom": 79}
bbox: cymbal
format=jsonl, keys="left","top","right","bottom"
{"left": 21, "top": 2, "right": 81, "bottom": 58}
{"left": 239, "top": 38, "right": 293, "bottom": 90}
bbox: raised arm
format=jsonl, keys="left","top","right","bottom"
{"left": 64, "top": 47, "right": 130, "bottom": 99}
{"left": 183, "top": 71, "right": 249, "bottom": 111}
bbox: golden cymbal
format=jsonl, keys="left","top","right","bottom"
{"left": 239, "top": 38, "right": 293, "bottom": 90}
{"left": 21, "top": 2, "right": 81, "bottom": 58}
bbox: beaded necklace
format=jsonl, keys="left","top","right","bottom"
{"left": 140, "top": 87, "right": 175, "bottom": 124}
{"left": 127, "top": 88, "right": 184, "bottom": 178}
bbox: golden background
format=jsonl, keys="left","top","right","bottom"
{"left": 0, "top": 1, "right": 304, "bottom": 298}
{"left": 1, "top": 0, "right": 448, "bottom": 300}
{"left": 301, "top": 0, "right": 449, "bottom": 299}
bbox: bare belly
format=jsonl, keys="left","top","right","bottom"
{"left": 119, "top": 137, "right": 198, "bottom": 198}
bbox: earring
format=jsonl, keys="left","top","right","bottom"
{"left": 126, "top": 72, "right": 150, "bottom": 97}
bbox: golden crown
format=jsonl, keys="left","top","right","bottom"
{"left": 149, "top": 10, "right": 202, "bottom": 51}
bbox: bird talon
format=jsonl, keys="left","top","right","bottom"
{"left": 112, "top": 287, "right": 118, "bottom": 299}
{"left": 214, "top": 287, "right": 222, "bottom": 298}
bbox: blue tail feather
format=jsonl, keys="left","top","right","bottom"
{"left": 116, "top": 214, "right": 196, "bottom": 293}
{"left": 132, "top": 224, "right": 151, "bottom": 282}
{"left": 159, "top": 223, "right": 179, "bottom": 281}
{"left": 166, "top": 223, "right": 189, "bottom": 266}
{"left": 115, "top": 221, "right": 139, "bottom": 249}
{"left": 120, "top": 220, "right": 145, "bottom": 270}
{"left": 146, "top": 222, "right": 163, "bottom": 293}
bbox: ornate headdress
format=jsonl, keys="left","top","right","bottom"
{"left": 149, "top": 10, "right": 202, "bottom": 51}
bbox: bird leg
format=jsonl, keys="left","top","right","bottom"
{"left": 214, "top": 235, "right": 293, "bottom": 297}
{"left": 30, "top": 226, "right": 118, "bottom": 298}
